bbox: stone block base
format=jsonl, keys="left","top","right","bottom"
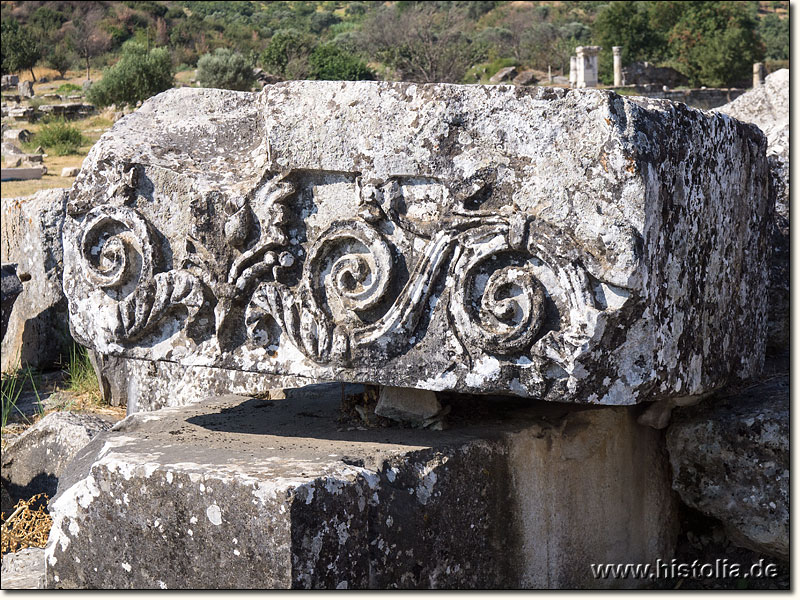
{"left": 46, "top": 385, "right": 677, "bottom": 589}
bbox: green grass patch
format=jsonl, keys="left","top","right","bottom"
{"left": 63, "top": 344, "right": 101, "bottom": 400}
{"left": 56, "top": 83, "right": 82, "bottom": 94}
{"left": 33, "top": 120, "right": 88, "bottom": 156}
{"left": 1, "top": 367, "right": 42, "bottom": 430}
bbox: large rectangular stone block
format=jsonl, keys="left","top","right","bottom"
{"left": 62, "top": 83, "right": 771, "bottom": 404}
{"left": 45, "top": 386, "right": 677, "bottom": 589}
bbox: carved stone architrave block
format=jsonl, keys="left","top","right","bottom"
{"left": 62, "top": 83, "right": 771, "bottom": 405}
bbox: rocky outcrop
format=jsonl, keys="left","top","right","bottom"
{"left": 1, "top": 411, "right": 113, "bottom": 502}
{"left": 61, "top": 83, "right": 771, "bottom": 406}
{"left": 716, "top": 69, "right": 789, "bottom": 355}
{"left": 489, "top": 66, "right": 518, "bottom": 83}
{"left": 666, "top": 375, "right": 788, "bottom": 560}
{"left": 0, "top": 189, "right": 71, "bottom": 370}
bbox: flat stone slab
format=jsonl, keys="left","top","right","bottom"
{"left": 45, "top": 384, "right": 676, "bottom": 589}
{"left": 62, "top": 83, "right": 770, "bottom": 404}
{"left": 1, "top": 167, "right": 43, "bottom": 181}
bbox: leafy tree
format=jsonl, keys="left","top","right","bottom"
{"left": 261, "top": 29, "right": 316, "bottom": 76}
{"left": 1, "top": 19, "right": 42, "bottom": 81}
{"left": 361, "top": 3, "right": 476, "bottom": 83}
{"left": 197, "top": 48, "right": 255, "bottom": 91}
{"left": 665, "top": 1, "right": 763, "bottom": 87}
{"left": 758, "top": 14, "right": 789, "bottom": 61}
{"left": 593, "top": 1, "right": 668, "bottom": 84}
{"left": 46, "top": 44, "right": 75, "bottom": 79}
{"left": 308, "top": 43, "right": 374, "bottom": 80}
{"left": 86, "top": 41, "right": 173, "bottom": 108}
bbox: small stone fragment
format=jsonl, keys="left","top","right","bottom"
{"left": 1, "top": 411, "right": 113, "bottom": 502}
{"left": 1, "top": 547, "right": 46, "bottom": 589}
{"left": 374, "top": 386, "right": 442, "bottom": 425}
{"left": 489, "top": 66, "right": 517, "bottom": 84}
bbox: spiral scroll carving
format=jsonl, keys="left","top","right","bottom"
{"left": 79, "top": 205, "right": 154, "bottom": 293}
{"left": 77, "top": 205, "right": 204, "bottom": 343}
{"left": 449, "top": 226, "right": 547, "bottom": 355}
{"left": 304, "top": 220, "right": 394, "bottom": 320}
{"left": 475, "top": 265, "right": 546, "bottom": 353}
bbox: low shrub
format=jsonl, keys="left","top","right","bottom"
{"left": 34, "top": 120, "right": 87, "bottom": 155}
{"left": 55, "top": 82, "right": 81, "bottom": 94}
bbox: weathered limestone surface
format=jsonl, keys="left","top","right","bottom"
{"left": 716, "top": 69, "right": 788, "bottom": 355}
{"left": 1, "top": 189, "right": 71, "bottom": 370}
{"left": 667, "top": 375, "right": 788, "bottom": 560}
{"left": 1, "top": 548, "right": 46, "bottom": 589}
{"left": 87, "top": 352, "right": 294, "bottom": 412}
{"left": 45, "top": 386, "right": 677, "bottom": 589}
{"left": 1, "top": 411, "right": 113, "bottom": 502}
{"left": 62, "top": 83, "right": 771, "bottom": 405}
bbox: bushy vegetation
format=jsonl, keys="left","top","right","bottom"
{"left": 86, "top": 41, "right": 173, "bottom": 107}
{"left": 308, "top": 43, "right": 373, "bottom": 81}
{"left": 33, "top": 120, "right": 88, "bottom": 155}
{"left": 0, "top": 1, "right": 790, "bottom": 95}
{"left": 593, "top": 1, "right": 768, "bottom": 87}
{"left": 197, "top": 47, "right": 255, "bottom": 90}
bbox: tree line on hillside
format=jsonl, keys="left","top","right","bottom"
{"left": 0, "top": 1, "right": 789, "bottom": 108}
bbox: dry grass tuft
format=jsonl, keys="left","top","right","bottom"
{"left": 1, "top": 494, "right": 52, "bottom": 556}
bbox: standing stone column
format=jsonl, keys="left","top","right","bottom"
{"left": 576, "top": 46, "right": 601, "bottom": 88}
{"left": 613, "top": 46, "right": 623, "bottom": 87}
{"left": 569, "top": 56, "right": 577, "bottom": 88}
{"left": 753, "top": 62, "right": 765, "bottom": 88}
